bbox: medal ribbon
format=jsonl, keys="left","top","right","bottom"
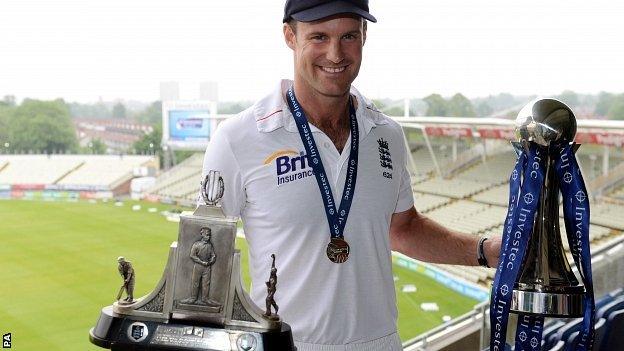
{"left": 489, "top": 143, "right": 545, "bottom": 351}
{"left": 490, "top": 143, "right": 595, "bottom": 351}
{"left": 285, "top": 87, "right": 359, "bottom": 239}
{"left": 555, "top": 144, "right": 595, "bottom": 350}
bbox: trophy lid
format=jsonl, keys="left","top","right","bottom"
{"left": 515, "top": 98, "right": 577, "bottom": 146}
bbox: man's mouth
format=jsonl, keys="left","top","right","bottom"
{"left": 319, "top": 65, "right": 347, "bottom": 74}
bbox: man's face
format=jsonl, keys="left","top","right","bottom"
{"left": 201, "top": 230, "right": 211, "bottom": 241}
{"left": 284, "top": 15, "right": 366, "bottom": 98}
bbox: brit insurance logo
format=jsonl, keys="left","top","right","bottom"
{"left": 264, "top": 149, "right": 314, "bottom": 186}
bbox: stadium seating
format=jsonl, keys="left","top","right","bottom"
{"left": 540, "top": 289, "right": 624, "bottom": 350}
{"left": 0, "top": 155, "right": 83, "bottom": 184}
{"left": 57, "top": 155, "right": 152, "bottom": 187}
{"left": 413, "top": 178, "right": 493, "bottom": 198}
{"left": 600, "top": 310, "right": 624, "bottom": 351}
{"left": 591, "top": 203, "right": 624, "bottom": 231}
{"left": 146, "top": 153, "right": 204, "bottom": 202}
{"left": 455, "top": 151, "right": 516, "bottom": 185}
{"left": 413, "top": 192, "right": 452, "bottom": 213}
{"left": 0, "top": 154, "right": 153, "bottom": 189}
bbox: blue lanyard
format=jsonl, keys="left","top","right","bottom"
{"left": 555, "top": 144, "right": 595, "bottom": 351}
{"left": 285, "top": 87, "right": 359, "bottom": 239}
{"left": 490, "top": 143, "right": 546, "bottom": 351}
{"left": 489, "top": 143, "right": 595, "bottom": 351}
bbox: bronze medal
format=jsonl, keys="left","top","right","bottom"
{"left": 326, "top": 238, "right": 350, "bottom": 263}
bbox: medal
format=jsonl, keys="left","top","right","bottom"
{"left": 326, "top": 238, "right": 350, "bottom": 263}
{"left": 286, "top": 87, "right": 359, "bottom": 264}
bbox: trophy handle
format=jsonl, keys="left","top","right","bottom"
{"left": 201, "top": 170, "right": 224, "bottom": 206}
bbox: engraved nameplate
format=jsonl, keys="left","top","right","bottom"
{"left": 150, "top": 325, "right": 230, "bottom": 349}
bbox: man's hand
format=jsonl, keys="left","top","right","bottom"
{"left": 484, "top": 235, "right": 502, "bottom": 268}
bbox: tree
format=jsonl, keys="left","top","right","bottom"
{"left": 448, "top": 93, "right": 476, "bottom": 117}
{"left": 423, "top": 94, "right": 448, "bottom": 116}
{"left": 112, "top": 102, "right": 127, "bottom": 119}
{"left": 133, "top": 125, "right": 162, "bottom": 155}
{"left": 0, "top": 104, "right": 14, "bottom": 148}
{"left": 85, "top": 138, "right": 107, "bottom": 154}
{"left": 595, "top": 92, "right": 614, "bottom": 116}
{"left": 476, "top": 101, "right": 493, "bottom": 117}
{"left": 607, "top": 94, "right": 624, "bottom": 120}
{"left": 556, "top": 90, "right": 579, "bottom": 107}
{"left": 133, "top": 101, "right": 162, "bottom": 126}
{"left": 1, "top": 95, "right": 15, "bottom": 107}
{"left": 68, "top": 101, "right": 111, "bottom": 119}
{"left": 8, "top": 99, "right": 77, "bottom": 153}
{"left": 382, "top": 106, "right": 405, "bottom": 116}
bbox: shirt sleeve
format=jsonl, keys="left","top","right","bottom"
{"left": 394, "top": 128, "right": 415, "bottom": 213}
{"left": 197, "top": 122, "right": 245, "bottom": 218}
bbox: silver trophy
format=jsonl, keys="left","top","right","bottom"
{"left": 510, "top": 98, "right": 585, "bottom": 317}
{"left": 90, "top": 170, "right": 296, "bottom": 350}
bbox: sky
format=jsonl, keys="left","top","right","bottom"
{"left": 0, "top": 0, "right": 623, "bottom": 103}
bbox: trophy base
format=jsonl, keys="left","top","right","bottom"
{"left": 510, "top": 289, "right": 585, "bottom": 317}
{"left": 90, "top": 306, "right": 297, "bottom": 351}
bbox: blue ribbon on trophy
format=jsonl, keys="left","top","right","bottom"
{"left": 488, "top": 99, "right": 595, "bottom": 351}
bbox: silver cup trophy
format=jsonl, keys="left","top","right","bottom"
{"left": 90, "top": 170, "right": 296, "bottom": 351}
{"left": 511, "top": 98, "right": 585, "bottom": 317}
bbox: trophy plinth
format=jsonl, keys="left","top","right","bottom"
{"left": 509, "top": 98, "right": 586, "bottom": 317}
{"left": 90, "top": 171, "right": 296, "bottom": 350}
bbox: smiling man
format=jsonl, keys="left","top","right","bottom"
{"left": 199, "top": 1, "right": 501, "bottom": 350}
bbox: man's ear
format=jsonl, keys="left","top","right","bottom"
{"left": 283, "top": 23, "right": 296, "bottom": 50}
{"left": 362, "top": 21, "right": 367, "bottom": 46}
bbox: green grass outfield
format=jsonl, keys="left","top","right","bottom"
{"left": 0, "top": 199, "right": 478, "bottom": 350}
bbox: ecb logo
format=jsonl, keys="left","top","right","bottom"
{"left": 575, "top": 191, "right": 587, "bottom": 203}
{"left": 500, "top": 284, "right": 509, "bottom": 296}
{"left": 512, "top": 170, "right": 518, "bottom": 181}
{"left": 127, "top": 322, "right": 148, "bottom": 342}
{"left": 563, "top": 172, "right": 573, "bottom": 184}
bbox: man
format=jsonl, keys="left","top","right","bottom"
{"left": 117, "top": 256, "right": 135, "bottom": 303}
{"left": 200, "top": 1, "right": 501, "bottom": 349}
{"left": 181, "top": 227, "right": 220, "bottom": 307}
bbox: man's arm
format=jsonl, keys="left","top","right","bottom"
{"left": 390, "top": 206, "right": 501, "bottom": 267}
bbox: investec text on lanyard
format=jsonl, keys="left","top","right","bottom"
{"left": 285, "top": 87, "right": 359, "bottom": 264}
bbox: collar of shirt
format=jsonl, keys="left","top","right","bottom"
{"left": 253, "top": 79, "right": 388, "bottom": 140}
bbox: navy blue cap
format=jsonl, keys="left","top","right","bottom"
{"left": 283, "top": 0, "right": 377, "bottom": 23}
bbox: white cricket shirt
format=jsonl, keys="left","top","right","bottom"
{"left": 200, "top": 80, "right": 414, "bottom": 350}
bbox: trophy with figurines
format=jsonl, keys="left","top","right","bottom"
{"left": 488, "top": 99, "right": 595, "bottom": 350}
{"left": 89, "top": 170, "right": 297, "bottom": 351}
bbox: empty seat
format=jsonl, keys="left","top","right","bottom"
{"left": 600, "top": 310, "right": 624, "bottom": 351}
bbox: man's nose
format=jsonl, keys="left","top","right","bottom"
{"left": 327, "top": 39, "right": 344, "bottom": 64}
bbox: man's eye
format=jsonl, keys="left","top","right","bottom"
{"left": 342, "top": 34, "right": 357, "bottom": 41}
{"left": 311, "top": 35, "right": 326, "bottom": 42}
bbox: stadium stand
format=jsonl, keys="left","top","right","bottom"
{"left": 0, "top": 154, "right": 156, "bottom": 197}
{"left": 540, "top": 289, "right": 624, "bottom": 350}
{"left": 413, "top": 178, "right": 493, "bottom": 198}
{"left": 0, "top": 155, "right": 84, "bottom": 184}
{"left": 145, "top": 153, "right": 204, "bottom": 204}
{"left": 413, "top": 192, "right": 452, "bottom": 213}
{"left": 454, "top": 151, "right": 516, "bottom": 185}
{"left": 57, "top": 155, "right": 154, "bottom": 188}
{"left": 591, "top": 202, "right": 624, "bottom": 231}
